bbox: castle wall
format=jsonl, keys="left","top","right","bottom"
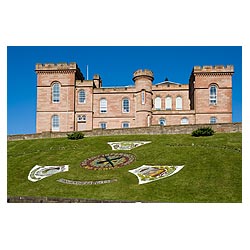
{"left": 152, "top": 111, "right": 195, "bottom": 125}
{"left": 36, "top": 112, "right": 75, "bottom": 132}
{"left": 191, "top": 65, "right": 233, "bottom": 124}
{"left": 36, "top": 63, "right": 234, "bottom": 133}
{"left": 8, "top": 122, "right": 242, "bottom": 141}
{"left": 92, "top": 88, "right": 136, "bottom": 129}
{"left": 152, "top": 88, "right": 190, "bottom": 111}
{"left": 36, "top": 63, "right": 83, "bottom": 133}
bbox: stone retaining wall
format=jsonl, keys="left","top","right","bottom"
{"left": 7, "top": 196, "right": 139, "bottom": 203}
{"left": 7, "top": 122, "right": 242, "bottom": 141}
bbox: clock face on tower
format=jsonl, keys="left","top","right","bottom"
{"left": 80, "top": 153, "right": 136, "bottom": 170}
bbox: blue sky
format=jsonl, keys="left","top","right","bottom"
{"left": 7, "top": 46, "right": 242, "bottom": 135}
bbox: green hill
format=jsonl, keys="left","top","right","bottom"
{"left": 7, "top": 133, "right": 242, "bottom": 202}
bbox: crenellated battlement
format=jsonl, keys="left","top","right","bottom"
{"left": 35, "top": 62, "right": 84, "bottom": 80}
{"left": 193, "top": 65, "right": 234, "bottom": 74}
{"left": 36, "top": 62, "right": 78, "bottom": 71}
{"left": 133, "top": 69, "right": 154, "bottom": 81}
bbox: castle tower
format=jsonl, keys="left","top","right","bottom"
{"left": 36, "top": 62, "right": 84, "bottom": 133}
{"left": 133, "top": 69, "right": 153, "bottom": 127}
{"left": 189, "top": 65, "right": 234, "bottom": 124}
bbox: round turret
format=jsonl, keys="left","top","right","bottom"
{"left": 133, "top": 69, "right": 154, "bottom": 82}
{"left": 133, "top": 69, "right": 154, "bottom": 92}
{"left": 133, "top": 69, "right": 153, "bottom": 127}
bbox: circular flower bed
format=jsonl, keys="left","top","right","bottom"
{"left": 80, "top": 153, "right": 136, "bottom": 170}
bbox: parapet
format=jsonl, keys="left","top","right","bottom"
{"left": 36, "top": 62, "right": 79, "bottom": 71}
{"left": 193, "top": 65, "right": 234, "bottom": 74}
{"left": 133, "top": 69, "right": 154, "bottom": 81}
{"left": 35, "top": 62, "right": 85, "bottom": 80}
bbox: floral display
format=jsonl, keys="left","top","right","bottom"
{"left": 129, "top": 165, "right": 184, "bottom": 184}
{"left": 107, "top": 141, "right": 151, "bottom": 150}
{"left": 80, "top": 153, "right": 136, "bottom": 170}
{"left": 57, "top": 178, "right": 117, "bottom": 185}
{"left": 28, "top": 165, "right": 69, "bottom": 182}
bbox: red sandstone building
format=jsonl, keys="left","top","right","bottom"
{"left": 36, "top": 63, "right": 233, "bottom": 133}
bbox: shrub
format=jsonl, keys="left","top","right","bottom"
{"left": 191, "top": 127, "right": 215, "bottom": 137}
{"left": 67, "top": 132, "right": 85, "bottom": 140}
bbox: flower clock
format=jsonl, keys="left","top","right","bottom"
{"left": 80, "top": 153, "right": 136, "bottom": 170}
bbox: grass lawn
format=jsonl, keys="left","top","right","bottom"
{"left": 7, "top": 133, "right": 242, "bottom": 202}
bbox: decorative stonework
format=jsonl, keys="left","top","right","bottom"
{"left": 28, "top": 165, "right": 69, "bottom": 182}
{"left": 129, "top": 165, "right": 184, "bottom": 185}
{"left": 57, "top": 178, "right": 117, "bottom": 185}
{"left": 80, "top": 153, "right": 136, "bottom": 170}
{"left": 107, "top": 141, "right": 151, "bottom": 150}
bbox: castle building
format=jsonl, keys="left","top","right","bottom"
{"left": 36, "top": 63, "right": 233, "bottom": 133}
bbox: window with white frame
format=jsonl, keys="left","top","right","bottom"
{"left": 181, "top": 117, "right": 189, "bottom": 125}
{"left": 77, "top": 115, "right": 86, "bottom": 122}
{"left": 122, "top": 122, "right": 130, "bottom": 128}
{"left": 52, "top": 82, "right": 60, "bottom": 103}
{"left": 122, "top": 98, "right": 130, "bottom": 113}
{"left": 142, "top": 90, "right": 145, "bottom": 105}
{"left": 79, "top": 90, "right": 86, "bottom": 104}
{"left": 166, "top": 96, "right": 172, "bottom": 110}
{"left": 159, "top": 118, "right": 166, "bottom": 126}
{"left": 155, "top": 97, "right": 161, "bottom": 110}
{"left": 210, "top": 117, "right": 217, "bottom": 124}
{"left": 209, "top": 85, "right": 217, "bottom": 105}
{"left": 176, "top": 96, "right": 182, "bottom": 110}
{"left": 51, "top": 115, "right": 59, "bottom": 131}
{"left": 100, "top": 98, "right": 107, "bottom": 113}
{"left": 100, "top": 122, "right": 107, "bottom": 129}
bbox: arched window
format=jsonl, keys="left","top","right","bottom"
{"left": 176, "top": 96, "right": 182, "bottom": 110}
{"left": 210, "top": 117, "right": 217, "bottom": 124}
{"left": 100, "top": 98, "right": 107, "bottom": 113}
{"left": 155, "top": 97, "right": 161, "bottom": 110}
{"left": 209, "top": 85, "right": 217, "bottom": 104}
{"left": 79, "top": 90, "right": 86, "bottom": 104}
{"left": 52, "top": 82, "right": 60, "bottom": 103}
{"left": 122, "top": 98, "right": 130, "bottom": 113}
{"left": 100, "top": 122, "right": 107, "bottom": 129}
{"left": 181, "top": 117, "right": 189, "bottom": 125}
{"left": 51, "top": 115, "right": 59, "bottom": 131}
{"left": 159, "top": 118, "right": 166, "bottom": 126}
{"left": 166, "top": 96, "right": 172, "bottom": 110}
{"left": 122, "top": 122, "right": 130, "bottom": 128}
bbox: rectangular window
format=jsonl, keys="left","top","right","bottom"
{"left": 142, "top": 91, "right": 145, "bottom": 105}
{"left": 122, "top": 122, "right": 130, "bottom": 128}
{"left": 122, "top": 99, "right": 130, "bottom": 113}
{"left": 100, "top": 122, "right": 107, "bottom": 129}
{"left": 52, "top": 115, "right": 60, "bottom": 131}
{"left": 100, "top": 99, "right": 107, "bottom": 113}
